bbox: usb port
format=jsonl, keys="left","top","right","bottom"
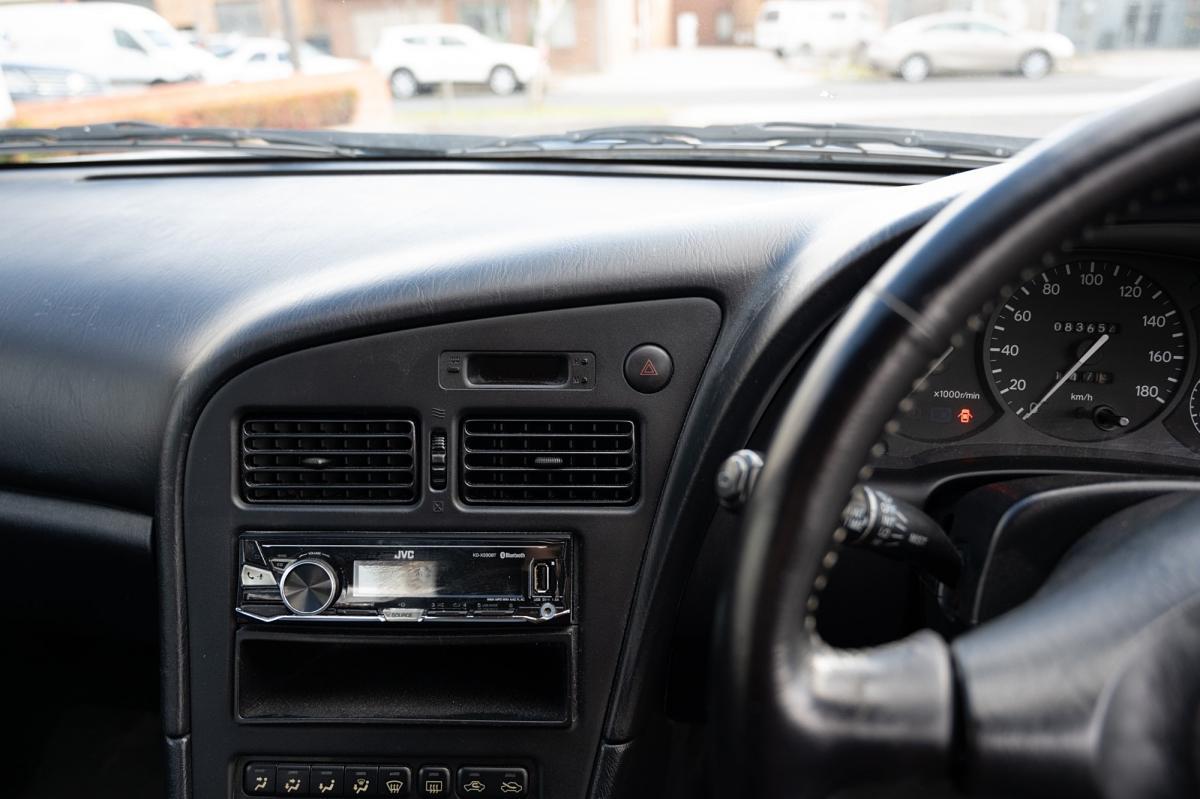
{"left": 532, "top": 561, "right": 552, "bottom": 595}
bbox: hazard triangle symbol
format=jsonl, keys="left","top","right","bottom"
{"left": 639, "top": 359, "right": 659, "bottom": 377}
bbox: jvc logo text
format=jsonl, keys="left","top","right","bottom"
{"left": 392, "top": 550, "right": 416, "bottom": 559}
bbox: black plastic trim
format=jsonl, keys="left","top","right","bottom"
{"left": 56, "top": 157, "right": 951, "bottom": 186}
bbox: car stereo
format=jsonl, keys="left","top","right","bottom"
{"left": 237, "top": 534, "right": 573, "bottom": 625}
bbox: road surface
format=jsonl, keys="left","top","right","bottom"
{"left": 382, "top": 47, "right": 1197, "bottom": 138}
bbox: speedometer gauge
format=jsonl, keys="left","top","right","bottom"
{"left": 985, "top": 261, "right": 1187, "bottom": 442}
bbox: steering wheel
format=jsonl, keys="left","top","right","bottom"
{"left": 720, "top": 80, "right": 1200, "bottom": 799}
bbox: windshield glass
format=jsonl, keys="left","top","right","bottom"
{"left": 141, "top": 27, "right": 175, "bottom": 48}
{"left": 0, "top": 0, "right": 1196, "bottom": 160}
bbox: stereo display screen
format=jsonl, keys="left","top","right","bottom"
{"left": 351, "top": 554, "right": 525, "bottom": 599}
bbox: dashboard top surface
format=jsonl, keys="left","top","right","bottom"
{"left": 0, "top": 162, "right": 983, "bottom": 509}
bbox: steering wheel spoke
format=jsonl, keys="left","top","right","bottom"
{"left": 780, "top": 632, "right": 953, "bottom": 784}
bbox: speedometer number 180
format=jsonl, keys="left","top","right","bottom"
{"left": 985, "top": 261, "right": 1187, "bottom": 442}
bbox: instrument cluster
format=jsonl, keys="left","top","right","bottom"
{"left": 890, "top": 252, "right": 1200, "bottom": 467}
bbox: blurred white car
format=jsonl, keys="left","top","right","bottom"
{"left": 867, "top": 12, "right": 1076, "bottom": 82}
{"left": 754, "top": 0, "right": 881, "bottom": 59}
{"left": 0, "top": 67, "right": 13, "bottom": 123}
{"left": 207, "top": 38, "right": 359, "bottom": 84}
{"left": 371, "top": 24, "right": 543, "bottom": 99}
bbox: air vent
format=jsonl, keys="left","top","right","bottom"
{"left": 461, "top": 418, "right": 637, "bottom": 505}
{"left": 241, "top": 418, "right": 417, "bottom": 503}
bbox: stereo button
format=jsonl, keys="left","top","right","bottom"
{"left": 380, "top": 608, "right": 424, "bottom": 621}
{"left": 472, "top": 601, "right": 513, "bottom": 616}
{"left": 243, "top": 764, "right": 275, "bottom": 796}
{"left": 242, "top": 540, "right": 269, "bottom": 567}
{"left": 241, "top": 564, "right": 277, "bottom": 587}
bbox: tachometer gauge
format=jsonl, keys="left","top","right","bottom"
{"left": 898, "top": 342, "right": 997, "bottom": 441}
{"left": 985, "top": 261, "right": 1187, "bottom": 442}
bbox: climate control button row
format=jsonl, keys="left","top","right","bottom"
{"left": 243, "top": 762, "right": 529, "bottom": 797}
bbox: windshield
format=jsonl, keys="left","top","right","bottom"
{"left": 141, "top": 27, "right": 175, "bottom": 49}
{"left": 0, "top": 0, "right": 1196, "bottom": 162}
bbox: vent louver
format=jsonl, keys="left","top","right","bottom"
{"left": 241, "top": 418, "right": 417, "bottom": 503}
{"left": 461, "top": 418, "right": 638, "bottom": 505}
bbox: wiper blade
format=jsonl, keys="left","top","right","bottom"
{"left": 457, "top": 122, "right": 1032, "bottom": 165}
{"left": 0, "top": 121, "right": 1031, "bottom": 166}
{"left": 0, "top": 121, "right": 454, "bottom": 159}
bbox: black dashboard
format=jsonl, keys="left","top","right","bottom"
{"left": 3, "top": 155, "right": 1199, "bottom": 799}
{"left": 184, "top": 297, "right": 719, "bottom": 799}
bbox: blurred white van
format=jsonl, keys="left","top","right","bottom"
{"left": 0, "top": 3, "right": 215, "bottom": 85}
{"left": 754, "top": 0, "right": 881, "bottom": 58}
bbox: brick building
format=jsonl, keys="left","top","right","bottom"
{"left": 1056, "top": 0, "right": 1200, "bottom": 50}
{"left": 319, "top": 0, "right": 649, "bottom": 70}
{"left": 143, "top": 0, "right": 668, "bottom": 70}
{"left": 669, "top": 0, "right": 756, "bottom": 45}
{"left": 22, "top": 0, "right": 1190, "bottom": 75}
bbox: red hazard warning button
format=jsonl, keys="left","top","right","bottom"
{"left": 624, "top": 344, "right": 673, "bottom": 393}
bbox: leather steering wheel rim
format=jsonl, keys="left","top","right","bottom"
{"left": 720, "top": 79, "right": 1200, "bottom": 798}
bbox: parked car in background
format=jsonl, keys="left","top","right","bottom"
{"left": 207, "top": 37, "right": 359, "bottom": 84}
{"left": 1, "top": 60, "right": 105, "bottom": 101}
{"left": 0, "top": 67, "right": 12, "bottom": 122}
{"left": 371, "top": 24, "right": 543, "bottom": 99}
{"left": 0, "top": 2, "right": 215, "bottom": 85}
{"left": 867, "top": 12, "right": 1076, "bottom": 81}
{"left": 754, "top": 0, "right": 880, "bottom": 59}
{"left": 198, "top": 33, "right": 242, "bottom": 60}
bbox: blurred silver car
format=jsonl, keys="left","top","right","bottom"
{"left": 867, "top": 12, "right": 1076, "bottom": 82}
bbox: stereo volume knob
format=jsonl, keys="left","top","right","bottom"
{"left": 279, "top": 558, "right": 339, "bottom": 615}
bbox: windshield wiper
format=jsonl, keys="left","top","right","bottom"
{"left": 0, "top": 121, "right": 467, "bottom": 159}
{"left": 0, "top": 120, "right": 1032, "bottom": 168}
{"left": 453, "top": 122, "right": 1032, "bottom": 167}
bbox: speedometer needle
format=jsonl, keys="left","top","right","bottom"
{"left": 1022, "top": 334, "right": 1110, "bottom": 420}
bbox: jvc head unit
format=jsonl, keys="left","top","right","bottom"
{"left": 237, "top": 534, "right": 572, "bottom": 625}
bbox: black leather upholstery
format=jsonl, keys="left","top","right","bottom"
{"left": 954, "top": 493, "right": 1200, "bottom": 798}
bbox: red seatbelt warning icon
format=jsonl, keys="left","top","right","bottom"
{"left": 639, "top": 359, "right": 659, "bottom": 377}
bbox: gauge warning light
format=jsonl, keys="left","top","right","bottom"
{"left": 957, "top": 408, "right": 975, "bottom": 425}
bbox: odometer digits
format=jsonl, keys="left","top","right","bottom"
{"left": 985, "top": 261, "right": 1187, "bottom": 441}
